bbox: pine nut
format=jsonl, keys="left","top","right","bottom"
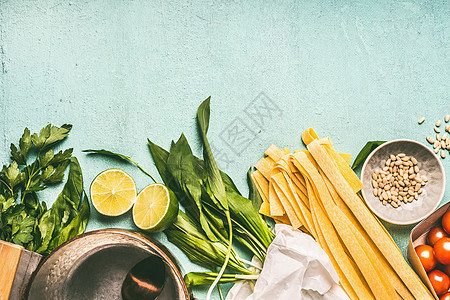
{"left": 441, "top": 150, "right": 446, "bottom": 159}
{"left": 436, "top": 119, "right": 442, "bottom": 127}
{"left": 435, "top": 127, "right": 441, "bottom": 133}
{"left": 427, "top": 137, "right": 435, "bottom": 144}
{"left": 437, "top": 134, "right": 441, "bottom": 141}
{"left": 414, "top": 183, "right": 421, "bottom": 191}
{"left": 446, "top": 114, "right": 450, "bottom": 123}
{"left": 371, "top": 153, "right": 426, "bottom": 208}
{"left": 418, "top": 117, "right": 425, "bottom": 124}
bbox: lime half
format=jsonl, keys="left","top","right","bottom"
{"left": 133, "top": 183, "right": 179, "bottom": 232}
{"left": 90, "top": 169, "right": 137, "bottom": 216}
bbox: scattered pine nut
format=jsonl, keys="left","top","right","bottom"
{"left": 418, "top": 117, "right": 425, "bottom": 124}
{"left": 435, "top": 127, "right": 441, "bottom": 133}
{"left": 427, "top": 137, "right": 434, "bottom": 144}
{"left": 446, "top": 114, "right": 450, "bottom": 123}
{"left": 436, "top": 119, "right": 442, "bottom": 127}
{"left": 442, "top": 150, "right": 446, "bottom": 159}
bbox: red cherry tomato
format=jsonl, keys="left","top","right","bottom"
{"left": 440, "top": 292, "right": 450, "bottom": 300}
{"left": 429, "top": 227, "right": 450, "bottom": 246}
{"left": 429, "top": 270, "right": 450, "bottom": 296}
{"left": 415, "top": 244, "right": 437, "bottom": 271}
{"left": 442, "top": 211, "right": 450, "bottom": 234}
{"left": 435, "top": 238, "right": 450, "bottom": 265}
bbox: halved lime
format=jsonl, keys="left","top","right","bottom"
{"left": 90, "top": 169, "right": 137, "bottom": 216}
{"left": 132, "top": 183, "right": 178, "bottom": 232}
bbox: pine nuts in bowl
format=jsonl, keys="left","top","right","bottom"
{"left": 361, "top": 139, "right": 446, "bottom": 225}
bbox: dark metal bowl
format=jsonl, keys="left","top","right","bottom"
{"left": 25, "top": 229, "right": 190, "bottom": 300}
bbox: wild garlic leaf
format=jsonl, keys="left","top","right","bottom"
{"left": 165, "top": 229, "right": 248, "bottom": 273}
{"left": 39, "top": 149, "right": 54, "bottom": 167}
{"left": 148, "top": 139, "right": 172, "bottom": 185}
{"left": 184, "top": 272, "right": 248, "bottom": 288}
{"left": 226, "top": 187, "right": 273, "bottom": 249}
{"left": 50, "top": 157, "right": 83, "bottom": 238}
{"left": 34, "top": 210, "right": 55, "bottom": 253}
{"left": 83, "top": 149, "right": 156, "bottom": 182}
{"left": 167, "top": 134, "right": 217, "bottom": 242}
{"left": 172, "top": 210, "right": 208, "bottom": 240}
{"left": 31, "top": 124, "right": 72, "bottom": 150}
{"left": 46, "top": 192, "right": 89, "bottom": 254}
{"left": 247, "top": 167, "right": 263, "bottom": 211}
{"left": 197, "top": 97, "right": 228, "bottom": 211}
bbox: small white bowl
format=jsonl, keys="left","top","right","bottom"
{"left": 361, "top": 139, "right": 446, "bottom": 225}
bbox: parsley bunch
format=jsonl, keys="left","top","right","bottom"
{"left": 0, "top": 124, "right": 89, "bottom": 254}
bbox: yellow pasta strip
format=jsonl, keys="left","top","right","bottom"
{"left": 255, "top": 157, "right": 275, "bottom": 180}
{"left": 308, "top": 180, "right": 373, "bottom": 299}
{"left": 259, "top": 200, "right": 270, "bottom": 216}
{"left": 264, "top": 144, "right": 284, "bottom": 162}
{"left": 317, "top": 138, "right": 364, "bottom": 193}
{"left": 307, "top": 139, "right": 434, "bottom": 300}
{"left": 272, "top": 214, "right": 291, "bottom": 225}
{"left": 271, "top": 182, "right": 301, "bottom": 229}
{"left": 311, "top": 207, "right": 359, "bottom": 300}
{"left": 272, "top": 173, "right": 306, "bottom": 229}
{"left": 301, "top": 127, "right": 319, "bottom": 145}
{"left": 251, "top": 171, "right": 269, "bottom": 202}
{"left": 293, "top": 153, "right": 395, "bottom": 299}
{"left": 268, "top": 180, "right": 285, "bottom": 216}
{"left": 321, "top": 175, "right": 414, "bottom": 300}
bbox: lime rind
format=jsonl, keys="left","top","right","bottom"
{"left": 132, "top": 183, "right": 179, "bottom": 232}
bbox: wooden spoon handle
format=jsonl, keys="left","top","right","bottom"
{"left": 0, "top": 241, "right": 23, "bottom": 300}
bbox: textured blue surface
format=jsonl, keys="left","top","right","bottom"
{"left": 1, "top": 1, "right": 449, "bottom": 298}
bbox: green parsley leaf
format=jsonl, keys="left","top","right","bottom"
{"left": 31, "top": 124, "right": 72, "bottom": 150}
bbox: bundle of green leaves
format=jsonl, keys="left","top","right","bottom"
{"left": 0, "top": 124, "right": 89, "bottom": 255}
{"left": 147, "top": 98, "right": 274, "bottom": 292}
{"left": 83, "top": 99, "right": 274, "bottom": 297}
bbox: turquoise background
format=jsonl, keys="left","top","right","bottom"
{"left": 1, "top": 0, "right": 449, "bottom": 299}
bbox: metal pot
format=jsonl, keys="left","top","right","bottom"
{"left": 1, "top": 229, "right": 190, "bottom": 300}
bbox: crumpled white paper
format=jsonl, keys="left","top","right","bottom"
{"left": 226, "top": 224, "right": 349, "bottom": 300}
